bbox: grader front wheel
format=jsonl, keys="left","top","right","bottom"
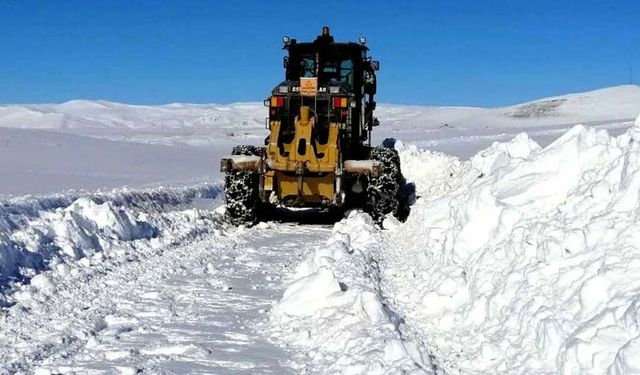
{"left": 366, "top": 146, "right": 403, "bottom": 224}
{"left": 224, "top": 145, "right": 262, "bottom": 225}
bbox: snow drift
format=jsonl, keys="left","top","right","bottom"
{"left": 381, "top": 114, "right": 640, "bottom": 374}
{"left": 0, "top": 184, "right": 222, "bottom": 296}
{"left": 271, "top": 212, "right": 437, "bottom": 374}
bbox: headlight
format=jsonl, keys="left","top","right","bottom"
{"left": 278, "top": 86, "right": 290, "bottom": 94}
{"left": 329, "top": 86, "right": 340, "bottom": 94}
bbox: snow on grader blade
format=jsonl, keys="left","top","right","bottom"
{"left": 221, "top": 27, "right": 407, "bottom": 226}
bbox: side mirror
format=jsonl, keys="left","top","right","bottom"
{"left": 371, "top": 60, "right": 380, "bottom": 71}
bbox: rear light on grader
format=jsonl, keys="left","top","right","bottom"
{"left": 332, "top": 97, "right": 348, "bottom": 108}
{"left": 270, "top": 96, "right": 285, "bottom": 107}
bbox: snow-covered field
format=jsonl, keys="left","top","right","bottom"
{"left": 1, "top": 85, "right": 638, "bottom": 195}
{"left": 1, "top": 85, "right": 640, "bottom": 374}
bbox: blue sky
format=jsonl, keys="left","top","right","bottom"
{"left": 0, "top": 0, "right": 638, "bottom": 107}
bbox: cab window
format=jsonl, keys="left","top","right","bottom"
{"left": 339, "top": 60, "right": 353, "bottom": 86}
{"left": 301, "top": 57, "right": 315, "bottom": 77}
{"left": 320, "top": 59, "right": 353, "bottom": 86}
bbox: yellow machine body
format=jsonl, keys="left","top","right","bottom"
{"left": 265, "top": 106, "right": 340, "bottom": 205}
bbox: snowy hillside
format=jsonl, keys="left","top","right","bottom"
{"left": 0, "top": 100, "right": 266, "bottom": 131}
{"left": 0, "top": 85, "right": 638, "bottom": 196}
{"left": 1, "top": 85, "right": 638, "bottom": 133}
{"left": 378, "top": 85, "right": 640, "bottom": 158}
{"left": 379, "top": 85, "right": 640, "bottom": 130}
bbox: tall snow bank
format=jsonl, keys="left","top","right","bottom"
{"left": 1, "top": 197, "right": 155, "bottom": 289}
{"left": 470, "top": 133, "right": 541, "bottom": 176}
{"left": 271, "top": 212, "right": 437, "bottom": 374}
{"left": 14, "top": 198, "right": 156, "bottom": 259}
{"left": 383, "top": 123, "right": 640, "bottom": 374}
{"left": 395, "top": 140, "right": 471, "bottom": 200}
{"left": 0, "top": 184, "right": 222, "bottom": 291}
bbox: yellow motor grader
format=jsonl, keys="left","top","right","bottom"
{"left": 220, "top": 27, "right": 405, "bottom": 225}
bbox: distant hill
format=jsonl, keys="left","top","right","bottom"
{"left": 377, "top": 85, "right": 640, "bottom": 130}
{"left": 0, "top": 85, "right": 638, "bottom": 196}
{"left": 0, "top": 85, "right": 638, "bottom": 132}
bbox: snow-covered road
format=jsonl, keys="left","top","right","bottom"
{"left": 52, "top": 223, "right": 328, "bottom": 374}
{"left": 2, "top": 210, "right": 331, "bottom": 374}
{"left": 0, "top": 186, "right": 437, "bottom": 374}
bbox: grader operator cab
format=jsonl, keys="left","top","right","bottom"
{"left": 220, "top": 27, "right": 406, "bottom": 225}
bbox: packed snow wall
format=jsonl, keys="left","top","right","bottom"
{"left": 382, "top": 116, "right": 640, "bottom": 374}
{"left": 0, "top": 184, "right": 222, "bottom": 295}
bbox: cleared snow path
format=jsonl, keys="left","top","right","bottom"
{"left": 1, "top": 217, "right": 328, "bottom": 374}
{"left": 1, "top": 183, "right": 429, "bottom": 374}
{"left": 51, "top": 223, "right": 327, "bottom": 374}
